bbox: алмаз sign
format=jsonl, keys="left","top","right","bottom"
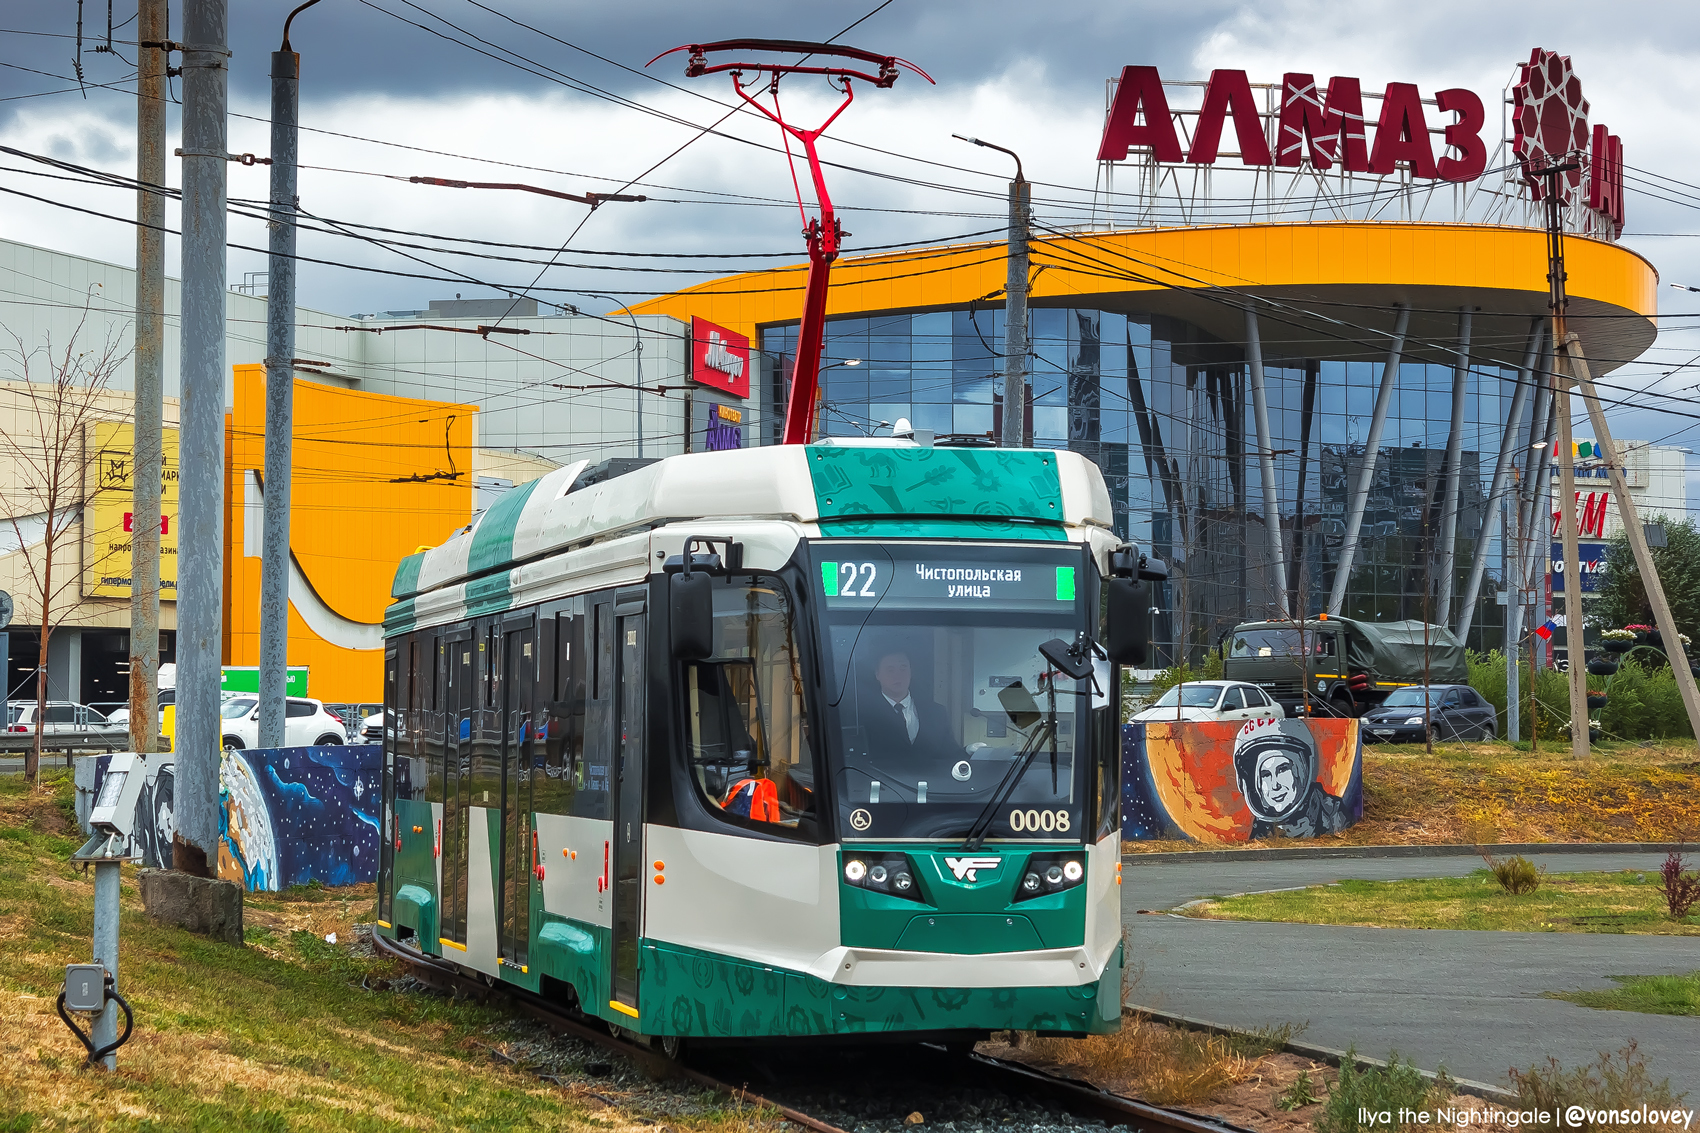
{"left": 1095, "top": 48, "right": 1624, "bottom": 238}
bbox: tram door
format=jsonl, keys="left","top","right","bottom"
{"left": 498, "top": 624, "right": 535, "bottom": 968}
{"left": 609, "top": 590, "right": 647, "bottom": 1014}
{"left": 440, "top": 630, "right": 474, "bottom": 948}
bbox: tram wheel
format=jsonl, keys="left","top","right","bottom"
{"left": 659, "top": 1035, "right": 683, "bottom": 1061}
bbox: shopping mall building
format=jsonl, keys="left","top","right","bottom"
{"left": 0, "top": 46, "right": 1667, "bottom": 702}
{"left": 635, "top": 49, "right": 1662, "bottom": 664}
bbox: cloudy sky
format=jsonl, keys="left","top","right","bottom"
{"left": 3, "top": 0, "right": 1700, "bottom": 467}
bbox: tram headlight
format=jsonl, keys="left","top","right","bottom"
{"left": 841, "top": 853, "right": 925, "bottom": 902}
{"left": 1014, "top": 853, "right": 1088, "bottom": 902}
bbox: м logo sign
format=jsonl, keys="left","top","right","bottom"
{"left": 690, "top": 316, "right": 750, "bottom": 399}
{"left": 1553, "top": 492, "right": 1610, "bottom": 540}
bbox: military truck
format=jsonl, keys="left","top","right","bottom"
{"left": 1220, "top": 617, "right": 1469, "bottom": 718}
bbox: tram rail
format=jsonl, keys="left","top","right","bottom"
{"left": 372, "top": 933, "right": 1253, "bottom": 1133}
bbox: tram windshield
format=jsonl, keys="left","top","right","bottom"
{"left": 812, "top": 543, "right": 1092, "bottom": 842}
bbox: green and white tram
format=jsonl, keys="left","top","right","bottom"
{"left": 376, "top": 439, "right": 1158, "bottom": 1042}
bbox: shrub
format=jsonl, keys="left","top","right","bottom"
{"left": 1316, "top": 1050, "right": 1452, "bottom": 1133}
{"left": 1467, "top": 651, "right": 1692, "bottom": 741}
{"left": 1661, "top": 852, "right": 1700, "bottom": 921}
{"left": 1482, "top": 851, "right": 1543, "bottom": 894}
{"left": 1508, "top": 1041, "right": 1686, "bottom": 1133}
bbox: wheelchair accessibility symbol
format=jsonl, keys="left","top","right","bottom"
{"left": 849, "top": 808, "right": 872, "bottom": 831}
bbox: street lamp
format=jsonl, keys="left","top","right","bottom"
{"left": 953, "top": 134, "right": 1028, "bottom": 448}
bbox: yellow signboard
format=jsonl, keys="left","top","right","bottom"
{"left": 82, "top": 422, "right": 179, "bottom": 599}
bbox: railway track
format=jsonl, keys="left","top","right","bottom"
{"left": 372, "top": 933, "right": 1253, "bottom": 1133}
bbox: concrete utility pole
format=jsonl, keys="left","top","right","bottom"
{"left": 175, "top": 0, "right": 229, "bottom": 874}
{"left": 1535, "top": 162, "right": 1592, "bottom": 759}
{"left": 1563, "top": 334, "right": 1700, "bottom": 742}
{"left": 954, "top": 135, "right": 1028, "bottom": 448}
{"left": 259, "top": 3, "right": 320, "bottom": 749}
{"left": 1504, "top": 494, "right": 1519, "bottom": 742}
{"left": 129, "top": 0, "right": 167, "bottom": 758}
{"left": 1434, "top": 308, "right": 1472, "bottom": 626}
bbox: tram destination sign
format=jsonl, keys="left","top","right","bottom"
{"left": 819, "top": 551, "right": 1079, "bottom": 612}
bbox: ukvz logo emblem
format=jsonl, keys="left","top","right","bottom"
{"left": 944, "top": 856, "right": 1001, "bottom": 883}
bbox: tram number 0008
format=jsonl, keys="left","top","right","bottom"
{"left": 1008, "top": 809, "right": 1070, "bottom": 833}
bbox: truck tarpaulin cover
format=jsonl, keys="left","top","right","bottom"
{"left": 1337, "top": 618, "right": 1468, "bottom": 683}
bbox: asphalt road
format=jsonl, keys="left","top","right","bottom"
{"left": 1121, "top": 851, "right": 1700, "bottom": 1094}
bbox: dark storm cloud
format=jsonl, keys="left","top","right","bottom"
{"left": 0, "top": 0, "right": 1233, "bottom": 113}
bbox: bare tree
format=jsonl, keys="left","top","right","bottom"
{"left": 0, "top": 305, "right": 130, "bottom": 787}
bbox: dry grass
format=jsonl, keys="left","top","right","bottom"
{"left": 0, "top": 770, "right": 784, "bottom": 1133}
{"left": 1127, "top": 739, "right": 1700, "bottom": 852}
{"left": 994, "top": 1015, "right": 1264, "bottom": 1107}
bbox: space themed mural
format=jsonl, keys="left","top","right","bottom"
{"left": 83, "top": 746, "right": 382, "bottom": 891}
{"left": 1121, "top": 717, "right": 1363, "bottom": 842}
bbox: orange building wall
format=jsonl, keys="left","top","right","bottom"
{"left": 224, "top": 365, "right": 475, "bottom": 700}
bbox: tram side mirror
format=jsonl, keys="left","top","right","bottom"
{"left": 670, "top": 571, "right": 714, "bottom": 660}
{"left": 1104, "top": 579, "right": 1152, "bottom": 667}
{"left": 1039, "top": 637, "right": 1095, "bottom": 682}
{"left": 997, "top": 681, "right": 1042, "bottom": 730}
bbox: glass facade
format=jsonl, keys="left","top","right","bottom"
{"left": 764, "top": 307, "right": 1537, "bottom": 664}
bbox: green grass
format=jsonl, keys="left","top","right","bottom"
{"left": 0, "top": 771, "right": 777, "bottom": 1132}
{"left": 1549, "top": 972, "right": 1700, "bottom": 1016}
{"left": 1185, "top": 869, "right": 1700, "bottom": 934}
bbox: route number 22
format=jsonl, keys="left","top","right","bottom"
{"left": 837, "top": 562, "right": 878, "bottom": 598}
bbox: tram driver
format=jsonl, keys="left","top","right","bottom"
{"left": 863, "top": 649, "right": 956, "bottom": 762}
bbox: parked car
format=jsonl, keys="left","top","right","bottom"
{"left": 1130, "top": 680, "right": 1287, "bottom": 724}
{"left": 218, "top": 696, "right": 348, "bottom": 749}
{"left": 360, "top": 711, "right": 383, "bottom": 744}
{"left": 1360, "top": 684, "right": 1497, "bottom": 744}
{"left": 5, "top": 700, "right": 128, "bottom": 736}
{"left": 103, "top": 687, "right": 176, "bottom": 728}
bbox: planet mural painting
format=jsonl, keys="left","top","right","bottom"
{"left": 1121, "top": 718, "right": 1363, "bottom": 842}
{"left": 83, "top": 746, "right": 381, "bottom": 891}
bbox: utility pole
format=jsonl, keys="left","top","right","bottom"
{"left": 1534, "top": 160, "right": 1592, "bottom": 760}
{"left": 954, "top": 135, "right": 1028, "bottom": 448}
{"left": 259, "top": 2, "right": 321, "bottom": 749}
{"left": 1562, "top": 338, "right": 1700, "bottom": 740}
{"left": 175, "top": 0, "right": 229, "bottom": 875}
{"left": 129, "top": 0, "right": 167, "bottom": 758}
{"left": 1504, "top": 492, "right": 1520, "bottom": 743}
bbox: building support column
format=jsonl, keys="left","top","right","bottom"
{"left": 1245, "top": 303, "right": 1288, "bottom": 619}
{"left": 1327, "top": 305, "right": 1409, "bottom": 616}
{"left": 1434, "top": 308, "right": 1473, "bottom": 626}
{"left": 1455, "top": 321, "right": 1543, "bottom": 642}
{"left": 1518, "top": 341, "right": 1557, "bottom": 598}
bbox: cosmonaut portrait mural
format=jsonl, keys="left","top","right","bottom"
{"left": 1121, "top": 716, "right": 1362, "bottom": 842}
{"left": 85, "top": 746, "right": 381, "bottom": 890}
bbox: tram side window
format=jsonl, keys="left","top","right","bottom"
{"left": 681, "top": 580, "right": 816, "bottom": 835}
{"left": 539, "top": 603, "right": 597, "bottom": 816}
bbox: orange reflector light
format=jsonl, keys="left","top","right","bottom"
{"left": 653, "top": 861, "right": 665, "bottom": 871}
{"left": 654, "top": 875, "right": 666, "bottom": 885}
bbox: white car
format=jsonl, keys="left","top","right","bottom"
{"left": 1130, "top": 680, "right": 1286, "bottom": 724}
{"left": 360, "top": 711, "right": 383, "bottom": 744}
{"left": 5, "top": 700, "right": 128, "bottom": 736}
{"left": 218, "top": 696, "right": 348, "bottom": 749}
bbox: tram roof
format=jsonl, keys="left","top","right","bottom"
{"left": 390, "top": 442, "right": 1115, "bottom": 605}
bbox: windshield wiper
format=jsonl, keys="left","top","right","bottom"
{"left": 961, "top": 680, "right": 1056, "bottom": 851}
